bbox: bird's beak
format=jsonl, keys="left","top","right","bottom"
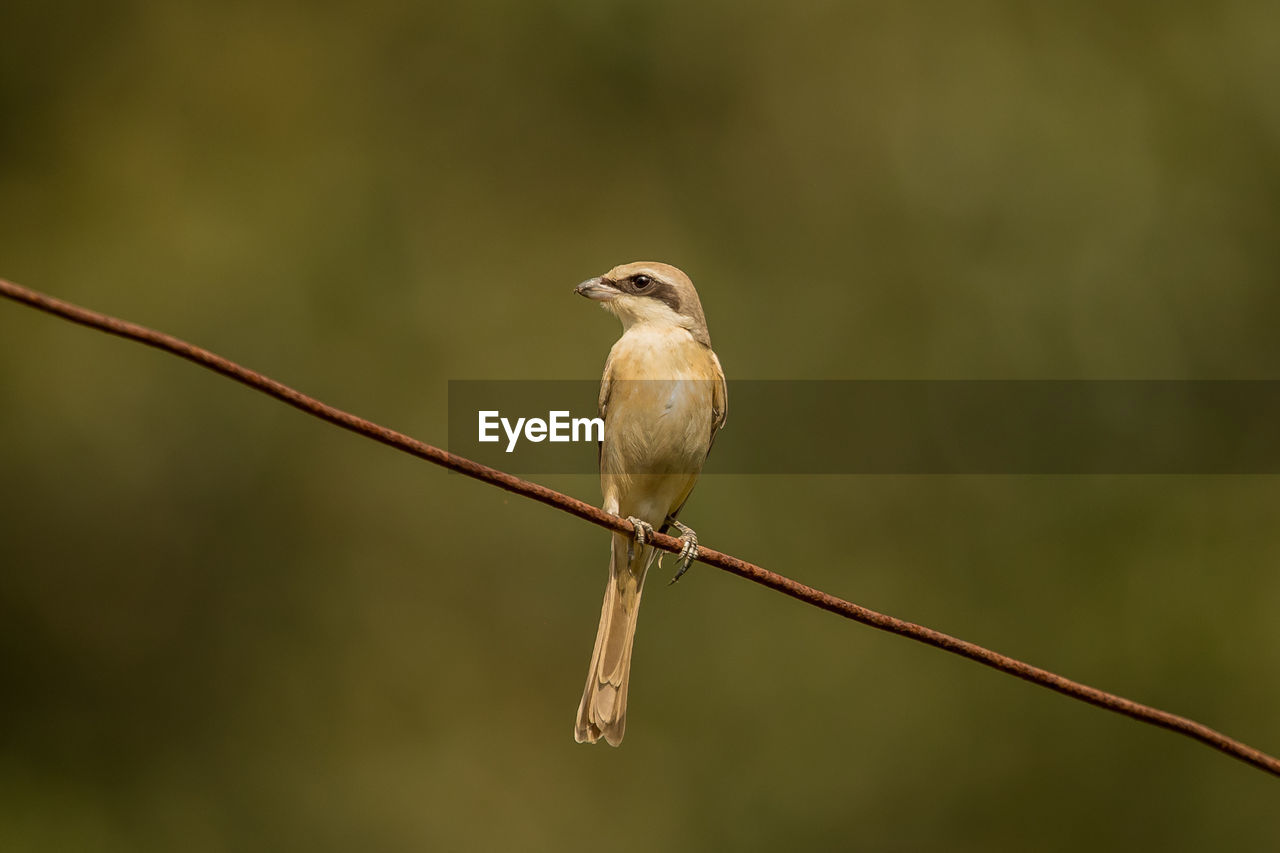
{"left": 575, "top": 276, "right": 619, "bottom": 301}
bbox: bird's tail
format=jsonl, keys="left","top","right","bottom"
{"left": 575, "top": 531, "right": 656, "bottom": 746}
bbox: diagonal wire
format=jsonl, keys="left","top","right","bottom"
{"left": 2, "top": 276, "right": 1277, "bottom": 779}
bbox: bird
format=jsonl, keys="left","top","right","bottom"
{"left": 572, "top": 261, "right": 727, "bottom": 746}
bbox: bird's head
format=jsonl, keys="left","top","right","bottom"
{"left": 574, "top": 261, "right": 710, "bottom": 345}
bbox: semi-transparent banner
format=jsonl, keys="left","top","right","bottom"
{"left": 447, "top": 380, "right": 1280, "bottom": 474}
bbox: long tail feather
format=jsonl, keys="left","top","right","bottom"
{"left": 575, "top": 532, "right": 656, "bottom": 746}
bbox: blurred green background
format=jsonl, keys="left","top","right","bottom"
{"left": 2, "top": 2, "right": 1278, "bottom": 850}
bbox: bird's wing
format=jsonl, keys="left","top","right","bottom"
{"left": 596, "top": 349, "right": 616, "bottom": 465}
{"left": 707, "top": 347, "right": 728, "bottom": 455}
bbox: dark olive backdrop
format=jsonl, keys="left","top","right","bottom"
{"left": 2, "top": 2, "right": 1278, "bottom": 850}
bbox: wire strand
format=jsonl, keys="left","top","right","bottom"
{"left": 2, "top": 276, "right": 1277, "bottom": 778}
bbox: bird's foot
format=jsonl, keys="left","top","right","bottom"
{"left": 626, "top": 516, "right": 656, "bottom": 564}
{"left": 666, "top": 519, "right": 699, "bottom": 585}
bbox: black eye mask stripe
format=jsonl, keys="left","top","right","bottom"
{"left": 649, "top": 281, "right": 682, "bottom": 314}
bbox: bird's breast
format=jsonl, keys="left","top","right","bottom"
{"left": 601, "top": 326, "right": 719, "bottom": 476}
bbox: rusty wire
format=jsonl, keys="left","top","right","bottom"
{"left": 2, "top": 276, "right": 1277, "bottom": 779}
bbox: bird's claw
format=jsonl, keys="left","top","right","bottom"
{"left": 667, "top": 520, "right": 699, "bottom": 585}
{"left": 626, "top": 516, "right": 655, "bottom": 564}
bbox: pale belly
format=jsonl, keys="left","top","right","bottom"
{"left": 598, "top": 327, "right": 719, "bottom": 524}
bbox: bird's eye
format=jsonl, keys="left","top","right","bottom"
{"left": 632, "top": 275, "right": 652, "bottom": 289}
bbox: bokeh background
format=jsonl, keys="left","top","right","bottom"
{"left": 2, "top": 2, "right": 1279, "bottom": 850}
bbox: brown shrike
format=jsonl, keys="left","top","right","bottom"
{"left": 573, "top": 262, "right": 727, "bottom": 746}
